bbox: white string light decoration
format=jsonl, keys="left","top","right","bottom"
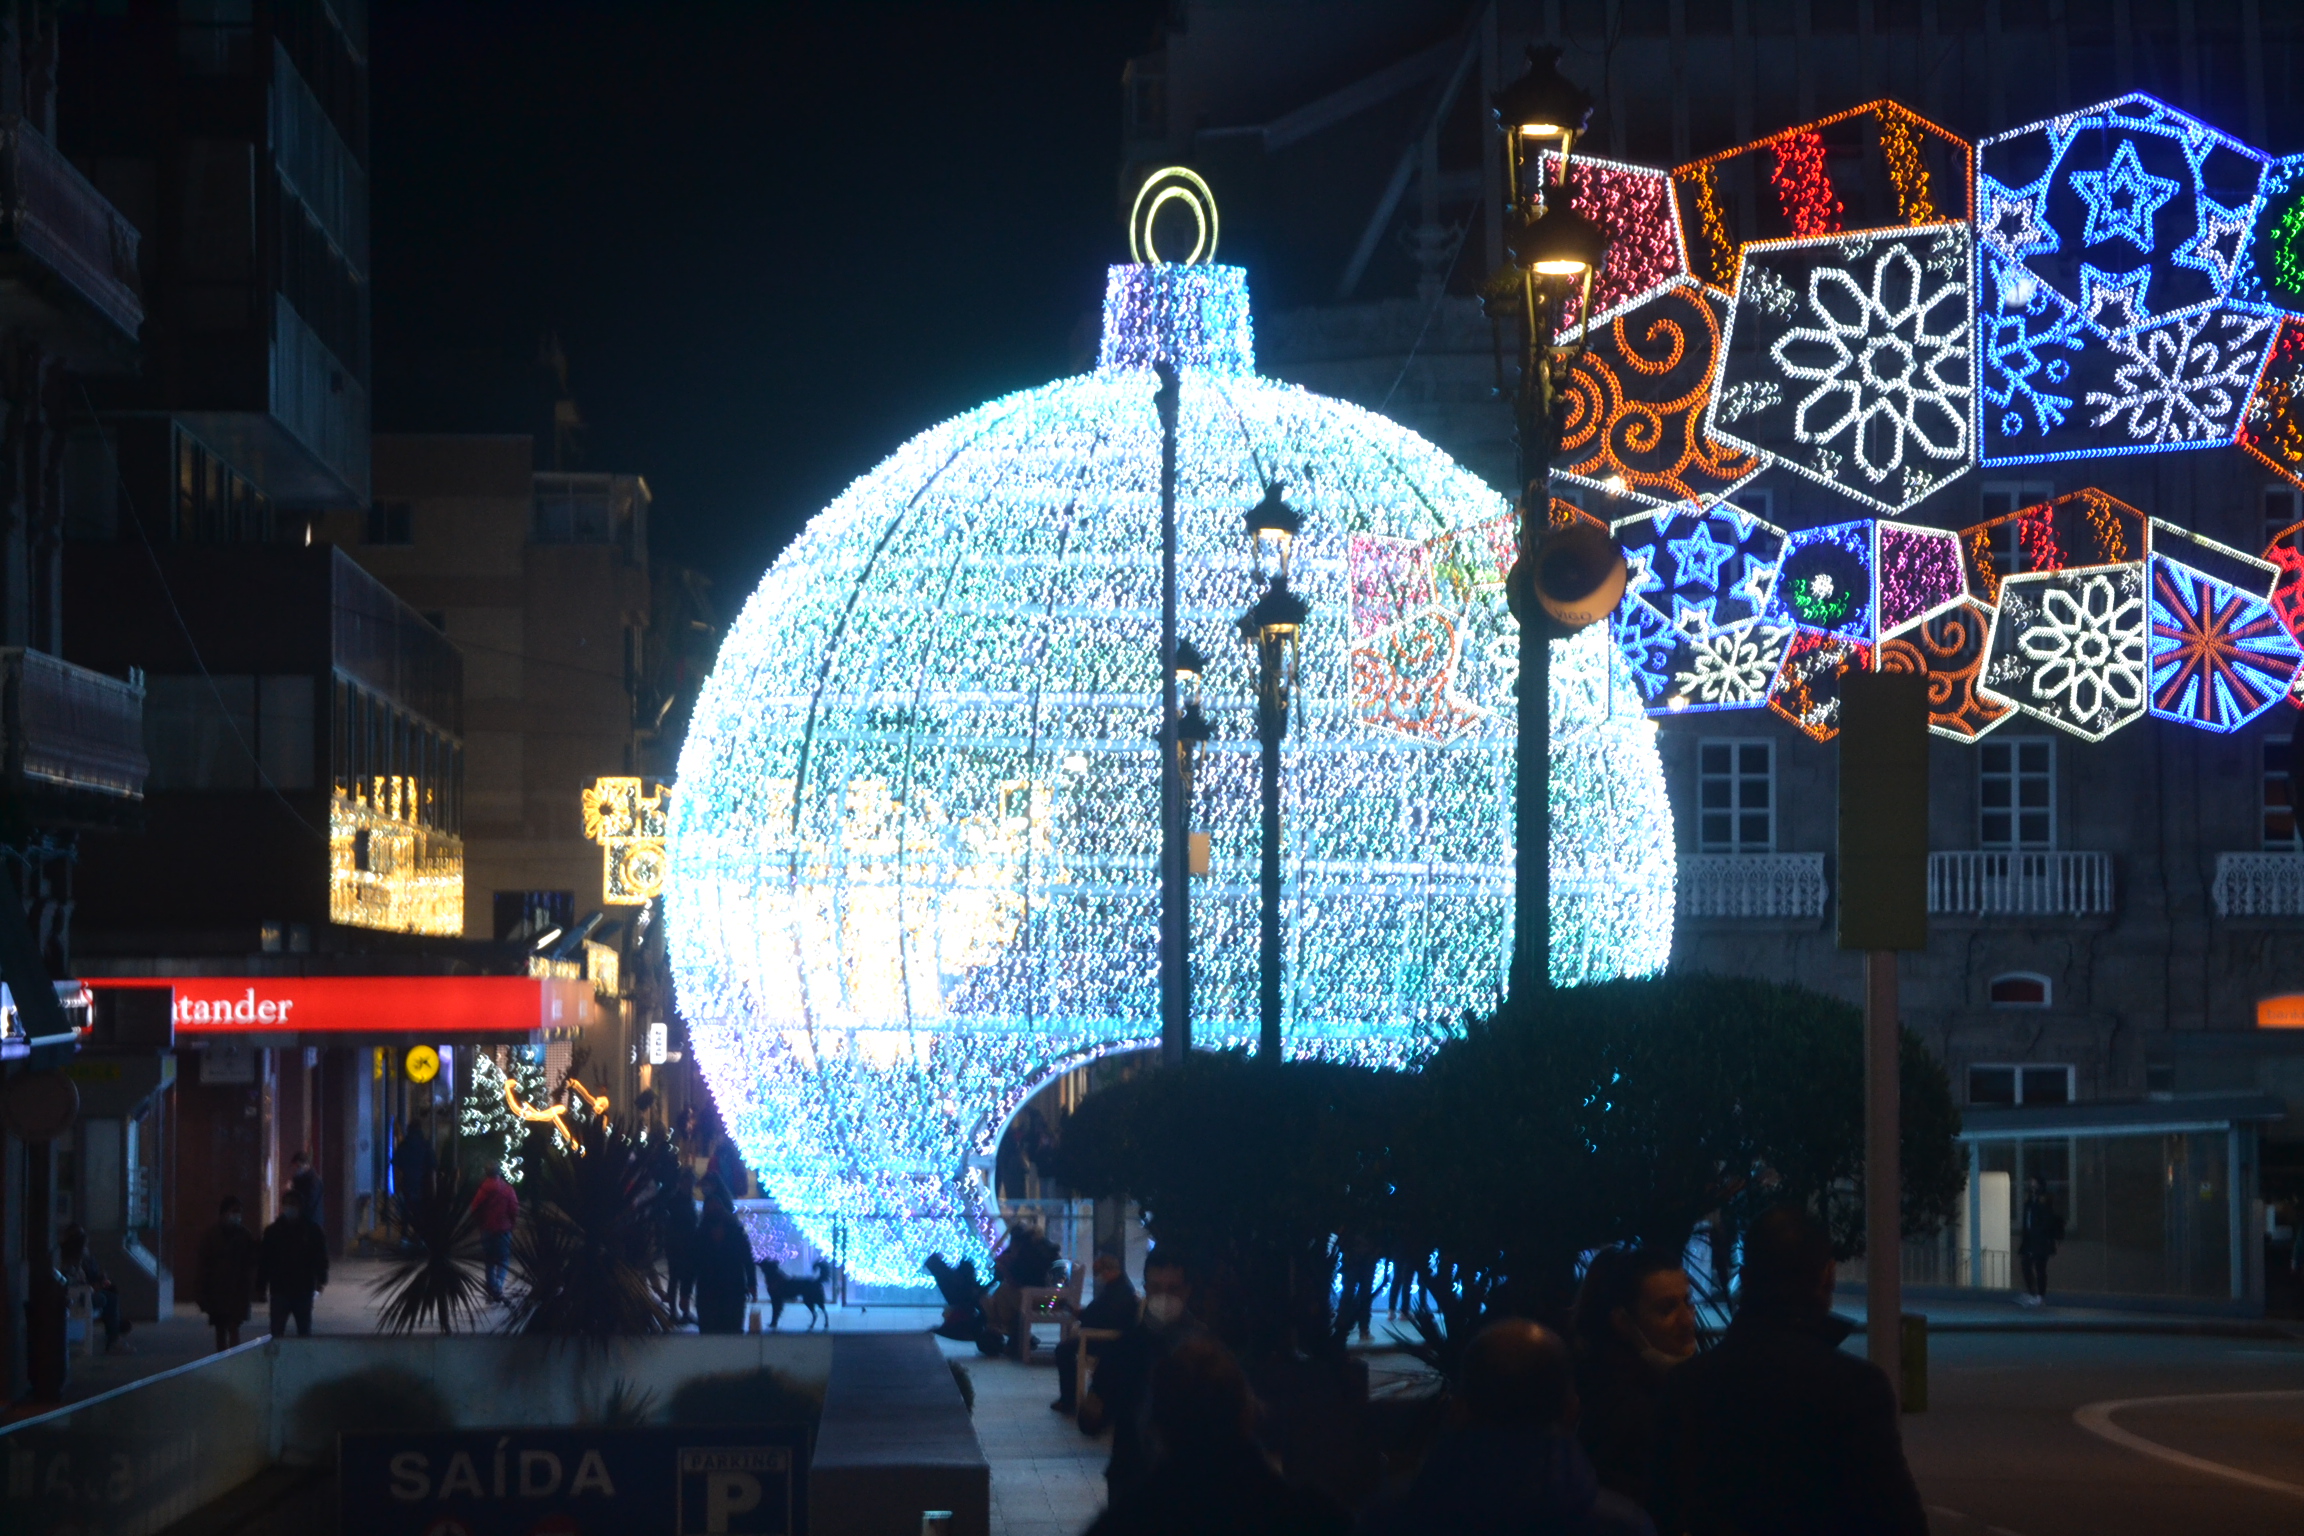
{"left": 1608, "top": 501, "right": 1790, "bottom": 714}
{"left": 666, "top": 264, "right": 1677, "bottom": 1284}
{"left": 1709, "top": 224, "right": 1974, "bottom": 514}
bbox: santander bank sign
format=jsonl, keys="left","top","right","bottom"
{"left": 93, "top": 976, "right": 595, "bottom": 1035}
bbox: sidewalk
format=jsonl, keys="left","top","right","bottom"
{"left": 1833, "top": 1286, "right": 2304, "bottom": 1338}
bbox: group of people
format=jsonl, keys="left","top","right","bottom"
{"left": 1065, "top": 1204, "right": 1927, "bottom": 1536}
{"left": 191, "top": 1150, "right": 333, "bottom": 1350}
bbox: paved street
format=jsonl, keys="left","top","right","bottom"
{"left": 1905, "top": 1332, "right": 2304, "bottom": 1536}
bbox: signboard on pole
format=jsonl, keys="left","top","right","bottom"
{"left": 339, "top": 1425, "right": 806, "bottom": 1536}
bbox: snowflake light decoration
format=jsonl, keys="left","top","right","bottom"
{"left": 668, "top": 263, "right": 1677, "bottom": 1284}
{"left": 1710, "top": 224, "right": 1973, "bottom": 513}
{"left": 1557, "top": 279, "right": 1763, "bottom": 507}
{"left": 1608, "top": 501, "right": 1789, "bottom": 715}
{"left": 1977, "top": 96, "right": 2279, "bottom": 465}
{"left": 2145, "top": 555, "right": 2303, "bottom": 732}
{"left": 1980, "top": 565, "right": 2150, "bottom": 741}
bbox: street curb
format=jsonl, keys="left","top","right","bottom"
{"left": 1846, "top": 1319, "right": 2304, "bottom": 1340}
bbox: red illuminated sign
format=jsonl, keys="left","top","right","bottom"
{"left": 91, "top": 976, "right": 596, "bottom": 1036}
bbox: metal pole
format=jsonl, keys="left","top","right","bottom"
{"left": 1865, "top": 948, "right": 1903, "bottom": 1399}
{"left": 1509, "top": 288, "right": 1553, "bottom": 1001}
{"left": 1258, "top": 634, "right": 1284, "bottom": 1063}
{"left": 1155, "top": 361, "right": 1187, "bottom": 1067}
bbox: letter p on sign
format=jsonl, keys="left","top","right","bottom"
{"left": 707, "top": 1473, "right": 759, "bottom": 1529}
{"left": 678, "top": 1446, "right": 786, "bottom": 1535}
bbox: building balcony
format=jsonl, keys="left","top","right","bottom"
{"left": 1679, "top": 853, "right": 1827, "bottom": 919}
{"left": 0, "top": 115, "right": 142, "bottom": 359}
{"left": 2211, "top": 853, "right": 2304, "bottom": 917}
{"left": 1928, "top": 851, "right": 2114, "bottom": 918}
{"left": 0, "top": 648, "right": 147, "bottom": 824}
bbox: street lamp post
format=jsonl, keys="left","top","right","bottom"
{"left": 1490, "top": 46, "right": 1609, "bottom": 1002}
{"left": 1239, "top": 484, "right": 1307, "bottom": 1064}
{"left": 1173, "top": 640, "right": 1211, "bottom": 1033}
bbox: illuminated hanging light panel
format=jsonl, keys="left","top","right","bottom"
{"left": 668, "top": 259, "right": 1676, "bottom": 1284}
{"left": 1608, "top": 500, "right": 1789, "bottom": 714}
{"left": 1557, "top": 278, "right": 1764, "bottom": 508}
{"left": 1976, "top": 94, "right": 2278, "bottom": 465}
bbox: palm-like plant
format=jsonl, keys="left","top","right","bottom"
{"left": 371, "top": 1164, "right": 491, "bottom": 1334}
{"left": 503, "top": 1112, "right": 672, "bottom": 1337}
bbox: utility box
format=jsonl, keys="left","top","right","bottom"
{"left": 1837, "top": 670, "right": 1930, "bottom": 951}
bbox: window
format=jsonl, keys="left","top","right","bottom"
{"left": 2267, "top": 737, "right": 2296, "bottom": 850}
{"left": 1968, "top": 1063, "right": 2075, "bottom": 1105}
{"left": 171, "top": 428, "right": 273, "bottom": 544}
{"left": 494, "top": 891, "right": 574, "bottom": 944}
{"left": 1697, "top": 739, "right": 1774, "bottom": 853}
{"left": 1989, "top": 972, "right": 2051, "bottom": 1007}
{"left": 365, "top": 501, "right": 413, "bottom": 545}
{"left": 1724, "top": 487, "right": 1774, "bottom": 523}
{"left": 2264, "top": 486, "right": 2301, "bottom": 552}
{"left": 1979, "top": 738, "right": 2054, "bottom": 849}
{"left": 1978, "top": 480, "right": 2053, "bottom": 578}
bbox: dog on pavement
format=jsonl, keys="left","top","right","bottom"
{"left": 758, "top": 1258, "right": 834, "bottom": 1329}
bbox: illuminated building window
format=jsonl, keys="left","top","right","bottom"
{"left": 1979, "top": 738, "right": 2055, "bottom": 849}
{"left": 1697, "top": 739, "right": 1775, "bottom": 853}
{"left": 2265, "top": 739, "right": 2297, "bottom": 851}
{"left": 1988, "top": 973, "right": 2053, "bottom": 1007}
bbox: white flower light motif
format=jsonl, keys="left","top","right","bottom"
{"left": 1675, "top": 625, "right": 1792, "bottom": 707}
{"left": 1982, "top": 567, "right": 2150, "bottom": 740}
{"left": 1712, "top": 225, "right": 1973, "bottom": 515}
{"left": 2086, "top": 308, "right": 2279, "bottom": 444}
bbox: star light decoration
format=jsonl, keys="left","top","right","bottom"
{"left": 1608, "top": 500, "right": 1789, "bottom": 714}
{"left": 667, "top": 263, "right": 1677, "bottom": 1284}
{"left": 1976, "top": 94, "right": 2279, "bottom": 465}
{"left": 1709, "top": 224, "right": 1974, "bottom": 514}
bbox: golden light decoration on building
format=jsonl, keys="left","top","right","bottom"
{"left": 330, "top": 784, "right": 464, "bottom": 937}
{"left": 582, "top": 777, "right": 671, "bottom": 904}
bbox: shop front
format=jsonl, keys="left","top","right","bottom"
{"left": 90, "top": 975, "right": 599, "bottom": 1284}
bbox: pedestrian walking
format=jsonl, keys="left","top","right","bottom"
{"left": 257, "top": 1190, "right": 330, "bottom": 1338}
{"left": 289, "top": 1149, "right": 324, "bottom": 1234}
{"left": 469, "top": 1167, "right": 520, "bottom": 1302}
{"left": 1081, "top": 1248, "right": 1207, "bottom": 1498}
{"left": 2017, "top": 1174, "right": 2064, "bottom": 1307}
{"left": 1086, "top": 1334, "right": 1347, "bottom": 1536}
{"left": 1570, "top": 1246, "right": 1698, "bottom": 1510}
{"left": 56, "top": 1225, "right": 134, "bottom": 1354}
{"left": 1649, "top": 1205, "right": 1927, "bottom": 1536}
{"left": 1362, "top": 1318, "right": 1652, "bottom": 1535}
{"left": 660, "top": 1157, "right": 699, "bottom": 1322}
{"left": 390, "top": 1121, "right": 435, "bottom": 1236}
{"left": 1048, "top": 1250, "right": 1137, "bottom": 1416}
{"left": 195, "top": 1196, "right": 259, "bottom": 1351}
{"left": 691, "top": 1188, "right": 756, "bottom": 1334}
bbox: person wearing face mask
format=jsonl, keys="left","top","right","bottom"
{"left": 1080, "top": 1248, "right": 1204, "bottom": 1498}
{"left": 1569, "top": 1246, "right": 1699, "bottom": 1511}
{"left": 196, "top": 1196, "right": 261, "bottom": 1351}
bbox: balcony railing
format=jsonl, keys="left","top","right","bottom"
{"left": 0, "top": 115, "right": 142, "bottom": 344}
{"left": 0, "top": 649, "right": 147, "bottom": 801}
{"left": 1679, "top": 853, "right": 1827, "bottom": 919}
{"left": 2212, "top": 853, "right": 2304, "bottom": 917}
{"left": 1929, "top": 851, "right": 2114, "bottom": 917}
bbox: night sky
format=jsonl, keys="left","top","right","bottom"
{"left": 372, "top": 1, "right": 1169, "bottom": 601}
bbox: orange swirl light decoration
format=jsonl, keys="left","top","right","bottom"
{"left": 1559, "top": 280, "right": 1760, "bottom": 506}
{"left": 1877, "top": 601, "right": 2010, "bottom": 740}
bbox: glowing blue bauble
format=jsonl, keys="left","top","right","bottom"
{"left": 668, "top": 265, "right": 1676, "bottom": 1283}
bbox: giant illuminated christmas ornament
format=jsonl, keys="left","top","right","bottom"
{"left": 667, "top": 249, "right": 1677, "bottom": 1283}
{"left": 1976, "top": 95, "right": 2278, "bottom": 465}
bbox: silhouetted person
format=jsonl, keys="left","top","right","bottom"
{"left": 1363, "top": 1318, "right": 1652, "bottom": 1535}
{"left": 2018, "top": 1175, "right": 2063, "bottom": 1306}
{"left": 1087, "top": 1334, "right": 1348, "bottom": 1536}
{"left": 257, "top": 1191, "right": 329, "bottom": 1338}
{"left": 289, "top": 1149, "right": 324, "bottom": 1233}
{"left": 56, "top": 1225, "right": 132, "bottom": 1353}
{"left": 1083, "top": 1248, "right": 1206, "bottom": 1498}
{"left": 661, "top": 1160, "right": 699, "bottom": 1322}
{"left": 1650, "top": 1205, "right": 1927, "bottom": 1536}
{"left": 391, "top": 1121, "right": 435, "bottom": 1235}
{"left": 195, "top": 1196, "right": 259, "bottom": 1351}
{"left": 692, "top": 1189, "right": 756, "bottom": 1333}
{"left": 1571, "top": 1246, "right": 1699, "bottom": 1510}
{"left": 469, "top": 1168, "right": 520, "bottom": 1301}
{"left": 1050, "top": 1250, "right": 1137, "bottom": 1415}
